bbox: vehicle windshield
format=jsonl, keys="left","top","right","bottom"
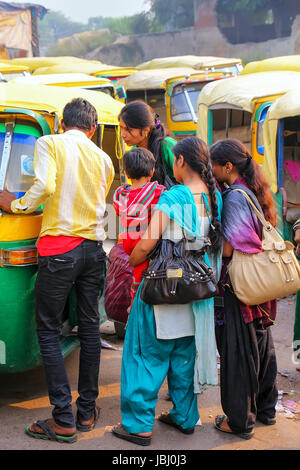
{"left": 1, "top": 71, "right": 28, "bottom": 81}
{"left": 0, "top": 122, "right": 42, "bottom": 197}
{"left": 84, "top": 86, "right": 114, "bottom": 98}
{"left": 170, "top": 82, "right": 207, "bottom": 122}
{"left": 212, "top": 64, "right": 242, "bottom": 76}
{"left": 257, "top": 106, "right": 270, "bottom": 155}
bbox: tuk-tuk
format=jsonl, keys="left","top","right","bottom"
{"left": 241, "top": 55, "right": 300, "bottom": 75}
{"left": 196, "top": 71, "right": 300, "bottom": 165}
{"left": 0, "top": 82, "right": 124, "bottom": 373}
{"left": 10, "top": 73, "right": 124, "bottom": 102}
{"left": 118, "top": 67, "right": 230, "bottom": 140}
{"left": 0, "top": 62, "right": 30, "bottom": 81}
{"left": 10, "top": 56, "right": 98, "bottom": 73}
{"left": 32, "top": 61, "right": 137, "bottom": 84}
{"left": 137, "top": 55, "right": 243, "bottom": 76}
{"left": 262, "top": 88, "right": 300, "bottom": 241}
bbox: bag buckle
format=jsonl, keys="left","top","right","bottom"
{"left": 166, "top": 268, "right": 183, "bottom": 278}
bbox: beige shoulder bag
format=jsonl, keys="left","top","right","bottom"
{"left": 228, "top": 189, "right": 300, "bottom": 306}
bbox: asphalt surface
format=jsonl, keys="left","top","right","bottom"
{"left": 0, "top": 295, "right": 299, "bottom": 454}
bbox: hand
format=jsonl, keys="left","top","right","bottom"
{"left": 0, "top": 190, "right": 16, "bottom": 213}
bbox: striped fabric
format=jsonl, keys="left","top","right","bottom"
{"left": 11, "top": 129, "right": 115, "bottom": 241}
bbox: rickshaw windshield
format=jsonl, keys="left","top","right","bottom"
{"left": 84, "top": 86, "right": 114, "bottom": 97}
{"left": 170, "top": 82, "right": 206, "bottom": 122}
{"left": 0, "top": 122, "right": 42, "bottom": 198}
{"left": 257, "top": 106, "right": 270, "bottom": 155}
{"left": 1, "top": 72, "right": 28, "bottom": 81}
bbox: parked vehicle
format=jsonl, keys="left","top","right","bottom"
{"left": 0, "top": 62, "right": 30, "bottom": 81}
{"left": 0, "top": 82, "right": 124, "bottom": 373}
{"left": 262, "top": 88, "right": 300, "bottom": 241}
{"left": 241, "top": 55, "right": 300, "bottom": 75}
{"left": 137, "top": 55, "right": 243, "bottom": 76}
{"left": 118, "top": 67, "right": 230, "bottom": 140}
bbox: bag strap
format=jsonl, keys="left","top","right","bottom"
{"left": 231, "top": 188, "right": 272, "bottom": 230}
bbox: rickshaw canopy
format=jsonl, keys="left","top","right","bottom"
{"left": 197, "top": 71, "right": 300, "bottom": 143}
{"left": 241, "top": 55, "right": 300, "bottom": 75}
{"left": 137, "top": 55, "right": 242, "bottom": 71}
{"left": 0, "top": 62, "right": 29, "bottom": 74}
{"left": 33, "top": 62, "right": 136, "bottom": 79}
{"left": 117, "top": 67, "right": 214, "bottom": 91}
{"left": 10, "top": 56, "right": 100, "bottom": 72}
{"left": 10, "top": 73, "right": 113, "bottom": 87}
{"left": 263, "top": 88, "right": 300, "bottom": 193}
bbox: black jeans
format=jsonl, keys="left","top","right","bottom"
{"left": 35, "top": 240, "right": 106, "bottom": 428}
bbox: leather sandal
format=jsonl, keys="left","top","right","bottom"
{"left": 214, "top": 415, "right": 254, "bottom": 440}
{"left": 76, "top": 406, "right": 100, "bottom": 432}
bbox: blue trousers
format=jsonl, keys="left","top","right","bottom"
{"left": 120, "top": 284, "right": 199, "bottom": 434}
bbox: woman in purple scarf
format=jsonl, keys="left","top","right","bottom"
{"left": 210, "top": 139, "right": 278, "bottom": 440}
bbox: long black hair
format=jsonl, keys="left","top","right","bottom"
{"left": 173, "top": 136, "right": 222, "bottom": 252}
{"left": 210, "top": 139, "right": 277, "bottom": 226}
{"left": 118, "top": 100, "right": 171, "bottom": 185}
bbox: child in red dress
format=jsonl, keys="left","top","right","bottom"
{"left": 113, "top": 148, "right": 165, "bottom": 301}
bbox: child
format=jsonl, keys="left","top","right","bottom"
{"left": 113, "top": 148, "right": 165, "bottom": 301}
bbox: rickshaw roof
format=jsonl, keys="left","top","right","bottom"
{"left": 117, "top": 67, "right": 222, "bottom": 91}
{"left": 33, "top": 62, "right": 137, "bottom": 77}
{"left": 241, "top": 55, "right": 300, "bottom": 75}
{"left": 0, "top": 62, "right": 29, "bottom": 73}
{"left": 136, "top": 56, "right": 242, "bottom": 70}
{"left": 0, "top": 82, "right": 123, "bottom": 124}
{"left": 264, "top": 88, "right": 300, "bottom": 121}
{"left": 10, "top": 73, "right": 112, "bottom": 86}
{"left": 197, "top": 71, "right": 300, "bottom": 113}
{"left": 10, "top": 56, "right": 99, "bottom": 71}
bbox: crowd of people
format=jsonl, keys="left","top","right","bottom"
{"left": 0, "top": 98, "right": 298, "bottom": 445}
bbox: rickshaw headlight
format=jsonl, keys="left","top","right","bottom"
{"left": 0, "top": 246, "right": 38, "bottom": 266}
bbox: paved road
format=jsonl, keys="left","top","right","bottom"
{"left": 0, "top": 296, "right": 299, "bottom": 452}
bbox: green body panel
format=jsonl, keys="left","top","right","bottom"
{"left": 0, "top": 239, "right": 79, "bottom": 373}
{"left": 273, "top": 192, "right": 294, "bottom": 242}
{"left": 173, "top": 131, "right": 196, "bottom": 136}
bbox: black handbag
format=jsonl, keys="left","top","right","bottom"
{"left": 140, "top": 231, "right": 217, "bottom": 305}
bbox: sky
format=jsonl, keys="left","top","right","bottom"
{"left": 11, "top": 0, "right": 150, "bottom": 23}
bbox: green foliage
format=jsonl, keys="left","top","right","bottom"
{"left": 147, "top": 0, "right": 194, "bottom": 30}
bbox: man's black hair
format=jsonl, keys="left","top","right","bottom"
{"left": 124, "top": 148, "right": 155, "bottom": 180}
{"left": 62, "top": 98, "right": 98, "bottom": 131}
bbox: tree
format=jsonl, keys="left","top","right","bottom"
{"left": 147, "top": 0, "right": 195, "bottom": 30}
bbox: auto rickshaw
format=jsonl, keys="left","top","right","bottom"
{"left": 196, "top": 70, "right": 300, "bottom": 165}
{"left": 9, "top": 56, "right": 100, "bottom": 73}
{"left": 118, "top": 67, "right": 230, "bottom": 140}
{"left": 137, "top": 55, "right": 243, "bottom": 76}
{"left": 0, "top": 82, "right": 124, "bottom": 373}
{"left": 10, "top": 73, "right": 126, "bottom": 102}
{"left": 0, "top": 62, "right": 30, "bottom": 81}
{"left": 262, "top": 88, "right": 300, "bottom": 241}
{"left": 241, "top": 55, "right": 300, "bottom": 75}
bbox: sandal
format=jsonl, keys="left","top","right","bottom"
{"left": 214, "top": 415, "right": 254, "bottom": 440}
{"left": 158, "top": 412, "right": 194, "bottom": 435}
{"left": 76, "top": 406, "right": 100, "bottom": 432}
{"left": 25, "top": 419, "right": 78, "bottom": 443}
{"left": 112, "top": 423, "right": 151, "bottom": 446}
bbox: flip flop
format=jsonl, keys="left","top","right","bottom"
{"left": 214, "top": 415, "right": 254, "bottom": 440}
{"left": 25, "top": 419, "right": 78, "bottom": 443}
{"left": 76, "top": 406, "right": 100, "bottom": 432}
{"left": 158, "top": 412, "right": 194, "bottom": 434}
{"left": 112, "top": 423, "right": 151, "bottom": 446}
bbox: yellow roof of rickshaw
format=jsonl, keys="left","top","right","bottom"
{"left": 197, "top": 71, "right": 300, "bottom": 113}
{"left": 136, "top": 55, "right": 242, "bottom": 70}
{"left": 0, "top": 82, "right": 123, "bottom": 124}
{"left": 241, "top": 55, "right": 300, "bottom": 75}
{"left": 33, "top": 62, "right": 137, "bottom": 77}
{"left": 262, "top": 87, "right": 300, "bottom": 194}
{"left": 10, "top": 73, "right": 113, "bottom": 87}
{"left": 10, "top": 56, "right": 100, "bottom": 72}
{"left": 0, "top": 62, "right": 30, "bottom": 74}
{"left": 117, "top": 67, "right": 224, "bottom": 91}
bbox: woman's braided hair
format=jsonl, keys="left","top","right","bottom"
{"left": 173, "top": 137, "right": 222, "bottom": 252}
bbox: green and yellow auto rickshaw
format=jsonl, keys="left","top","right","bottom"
{"left": 118, "top": 67, "right": 230, "bottom": 140}
{"left": 196, "top": 70, "right": 300, "bottom": 165}
{"left": 262, "top": 88, "right": 300, "bottom": 241}
{"left": 0, "top": 82, "right": 124, "bottom": 373}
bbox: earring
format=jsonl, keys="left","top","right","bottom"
{"left": 226, "top": 170, "right": 230, "bottom": 174}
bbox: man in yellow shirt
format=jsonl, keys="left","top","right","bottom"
{"left": 0, "top": 98, "right": 114, "bottom": 443}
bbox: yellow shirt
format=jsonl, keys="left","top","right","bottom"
{"left": 11, "top": 129, "right": 115, "bottom": 241}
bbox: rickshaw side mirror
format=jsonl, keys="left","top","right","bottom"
{"left": 116, "top": 86, "right": 127, "bottom": 101}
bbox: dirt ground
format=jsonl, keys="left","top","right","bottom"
{"left": 0, "top": 295, "right": 299, "bottom": 453}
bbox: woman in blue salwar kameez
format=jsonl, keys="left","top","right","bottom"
{"left": 112, "top": 137, "right": 223, "bottom": 446}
